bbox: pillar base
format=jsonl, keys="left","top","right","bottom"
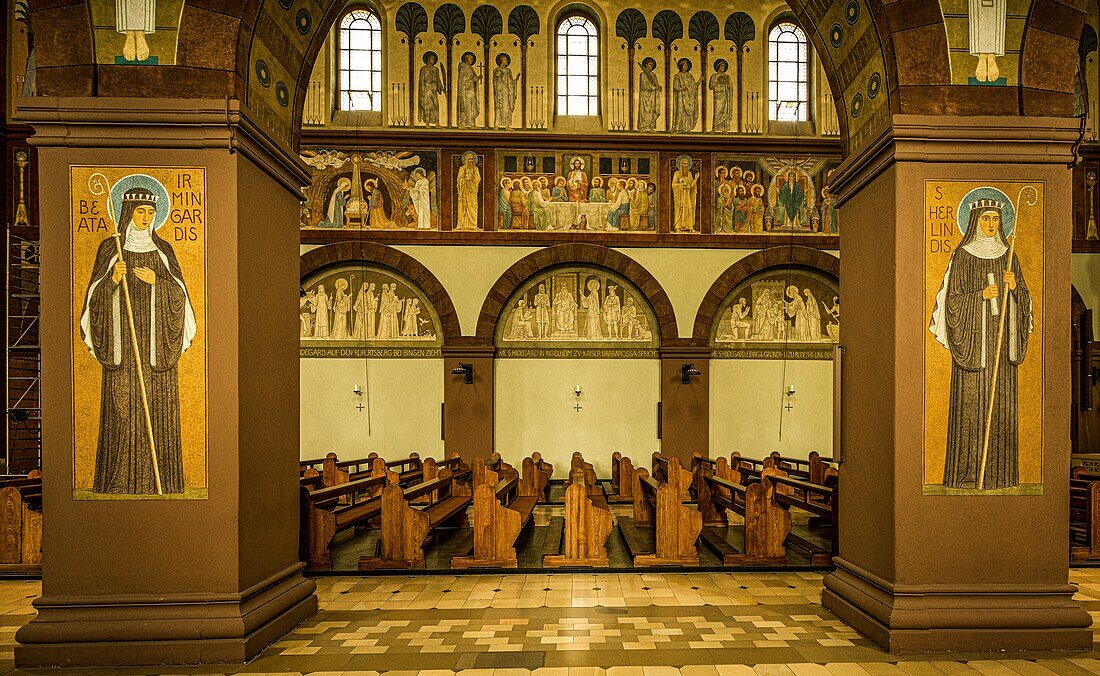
{"left": 14, "top": 564, "right": 317, "bottom": 668}
{"left": 823, "top": 558, "right": 1092, "bottom": 654}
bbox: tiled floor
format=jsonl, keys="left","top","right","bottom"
{"left": 2, "top": 570, "right": 1100, "bottom": 674}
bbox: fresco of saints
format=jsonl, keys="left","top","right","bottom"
{"left": 116, "top": 0, "right": 156, "bottom": 62}
{"left": 352, "top": 282, "right": 377, "bottom": 339}
{"left": 581, "top": 279, "right": 603, "bottom": 339}
{"left": 457, "top": 52, "right": 481, "bottom": 128}
{"left": 773, "top": 168, "right": 808, "bottom": 228}
{"left": 672, "top": 155, "right": 699, "bottom": 233}
{"left": 80, "top": 176, "right": 196, "bottom": 494}
{"left": 418, "top": 52, "right": 445, "bottom": 126}
{"left": 320, "top": 177, "right": 350, "bottom": 228}
{"left": 498, "top": 178, "right": 513, "bottom": 229}
{"left": 709, "top": 59, "right": 733, "bottom": 133}
{"left": 313, "top": 284, "right": 331, "bottom": 337}
{"left": 629, "top": 180, "right": 650, "bottom": 231}
{"left": 455, "top": 153, "right": 481, "bottom": 231}
{"left": 554, "top": 284, "right": 578, "bottom": 336}
{"left": 567, "top": 158, "right": 589, "bottom": 203}
{"left": 407, "top": 168, "right": 432, "bottom": 230}
{"left": 968, "top": 0, "right": 1006, "bottom": 83}
{"left": 672, "top": 59, "right": 700, "bottom": 133}
{"left": 638, "top": 58, "right": 662, "bottom": 132}
{"left": 493, "top": 53, "right": 520, "bottom": 129}
{"left": 928, "top": 189, "right": 1032, "bottom": 490}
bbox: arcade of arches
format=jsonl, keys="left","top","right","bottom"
{"left": 4, "top": 0, "right": 1100, "bottom": 671}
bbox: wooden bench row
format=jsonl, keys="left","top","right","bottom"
{"left": 0, "top": 471, "right": 42, "bottom": 573}
{"left": 1072, "top": 467, "right": 1100, "bottom": 562}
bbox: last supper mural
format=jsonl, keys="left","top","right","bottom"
{"left": 711, "top": 267, "right": 839, "bottom": 359}
{"left": 495, "top": 151, "right": 660, "bottom": 232}
{"left": 300, "top": 263, "right": 442, "bottom": 357}
{"left": 496, "top": 266, "right": 660, "bottom": 357}
{"left": 300, "top": 148, "right": 440, "bottom": 231}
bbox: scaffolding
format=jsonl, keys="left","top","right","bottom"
{"left": 6, "top": 228, "right": 40, "bottom": 474}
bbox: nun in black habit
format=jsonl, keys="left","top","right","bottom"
{"left": 79, "top": 183, "right": 196, "bottom": 494}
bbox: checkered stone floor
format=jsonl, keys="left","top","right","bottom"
{"left": 2, "top": 571, "right": 1100, "bottom": 674}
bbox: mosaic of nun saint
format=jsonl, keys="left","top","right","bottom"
{"left": 80, "top": 174, "right": 197, "bottom": 495}
{"left": 928, "top": 187, "right": 1033, "bottom": 491}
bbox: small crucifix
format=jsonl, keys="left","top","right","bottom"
{"left": 784, "top": 402, "right": 793, "bottom": 412}
{"left": 573, "top": 402, "right": 583, "bottom": 413}
{"left": 356, "top": 402, "right": 365, "bottom": 412}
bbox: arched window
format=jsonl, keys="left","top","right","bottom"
{"left": 556, "top": 14, "right": 600, "bottom": 116}
{"left": 338, "top": 8, "right": 383, "bottom": 112}
{"left": 768, "top": 21, "right": 808, "bottom": 122}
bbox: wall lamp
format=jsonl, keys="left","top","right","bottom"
{"left": 451, "top": 363, "right": 474, "bottom": 385}
{"left": 681, "top": 363, "right": 701, "bottom": 385}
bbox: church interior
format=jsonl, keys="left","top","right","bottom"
{"left": 5, "top": 0, "right": 1100, "bottom": 673}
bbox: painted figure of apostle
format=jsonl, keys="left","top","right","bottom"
{"left": 457, "top": 52, "right": 481, "bottom": 128}
{"left": 928, "top": 196, "right": 1032, "bottom": 490}
{"left": 672, "top": 59, "right": 700, "bottom": 133}
{"left": 418, "top": 52, "right": 445, "bottom": 126}
{"left": 80, "top": 185, "right": 196, "bottom": 494}
{"left": 455, "top": 153, "right": 481, "bottom": 230}
{"left": 638, "top": 58, "right": 662, "bottom": 132}
{"left": 672, "top": 156, "right": 699, "bottom": 233}
{"left": 493, "top": 53, "right": 520, "bottom": 129}
{"left": 709, "top": 59, "right": 733, "bottom": 132}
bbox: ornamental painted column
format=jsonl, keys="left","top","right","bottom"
{"left": 823, "top": 115, "right": 1091, "bottom": 652}
{"left": 15, "top": 98, "right": 317, "bottom": 668}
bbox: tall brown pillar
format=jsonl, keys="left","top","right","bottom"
{"left": 443, "top": 344, "right": 495, "bottom": 460}
{"left": 660, "top": 346, "right": 710, "bottom": 464}
{"left": 823, "top": 116, "right": 1091, "bottom": 652}
{"left": 15, "top": 99, "right": 317, "bottom": 668}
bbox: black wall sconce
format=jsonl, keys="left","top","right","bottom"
{"left": 451, "top": 363, "right": 474, "bottom": 385}
{"left": 681, "top": 363, "right": 701, "bottom": 385}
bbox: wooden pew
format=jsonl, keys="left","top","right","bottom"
{"left": 604, "top": 453, "right": 636, "bottom": 503}
{"left": 700, "top": 462, "right": 790, "bottom": 565}
{"left": 767, "top": 473, "right": 836, "bottom": 564}
{"left": 544, "top": 466, "right": 613, "bottom": 567}
{"left": 569, "top": 453, "right": 598, "bottom": 492}
{"left": 359, "top": 468, "right": 473, "bottom": 569}
{"left": 522, "top": 454, "right": 553, "bottom": 502}
{"left": 1072, "top": 469, "right": 1100, "bottom": 561}
{"left": 451, "top": 470, "right": 538, "bottom": 568}
{"left": 325, "top": 452, "right": 420, "bottom": 489}
{"left": 530, "top": 455, "right": 554, "bottom": 503}
{"left": 301, "top": 473, "right": 388, "bottom": 570}
{"left": 619, "top": 459, "right": 702, "bottom": 566}
{"left": 652, "top": 452, "right": 692, "bottom": 501}
{"left": 0, "top": 472, "right": 42, "bottom": 573}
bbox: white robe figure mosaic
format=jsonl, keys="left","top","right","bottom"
{"left": 968, "top": 0, "right": 1006, "bottom": 83}
{"left": 116, "top": 0, "right": 156, "bottom": 62}
{"left": 929, "top": 189, "right": 1033, "bottom": 490}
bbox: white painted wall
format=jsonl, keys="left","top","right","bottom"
{"left": 494, "top": 359, "right": 660, "bottom": 477}
{"left": 1074, "top": 253, "right": 1100, "bottom": 332}
{"left": 300, "top": 358, "right": 444, "bottom": 460}
{"left": 710, "top": 359, "right": 834, "bottom": 461}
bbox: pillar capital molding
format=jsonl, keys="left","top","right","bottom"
{"left": 832, "top": 115, "right": 1081, "bottom": 207}
{"left": 17, "top": 97, "right": 309, "bottom": 195}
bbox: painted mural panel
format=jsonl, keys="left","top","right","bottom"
{"left": 496, "top": 266, "right": 659, "bottom": 358}
{"left": 89, "top": 0, "right": 184, "bottom": 65}
{"left": 70, "top": 167, "right": 207, "bottom": 499}
{"left": 941, "top": 0, "right": 1025, "bottom": 86}
{"left": 712, "top": 157, "right": 839, "bottom": 235}
{"left": 453, "top": 151, "right": 485, "bottom": 231}
{"left": 496, "top": 151, "right": 659, "bottom": 232}
{"left": 711, "top": 268, "right": 839, "bottom": 360}
{"left": 923, "top": 181, "right": 1043, "bottom": 495}
{"left": 301, "top": 149, "right": 440, "bottom": 231}
{"left": 301, "top": 264, "right": 442, "bottom": 358}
